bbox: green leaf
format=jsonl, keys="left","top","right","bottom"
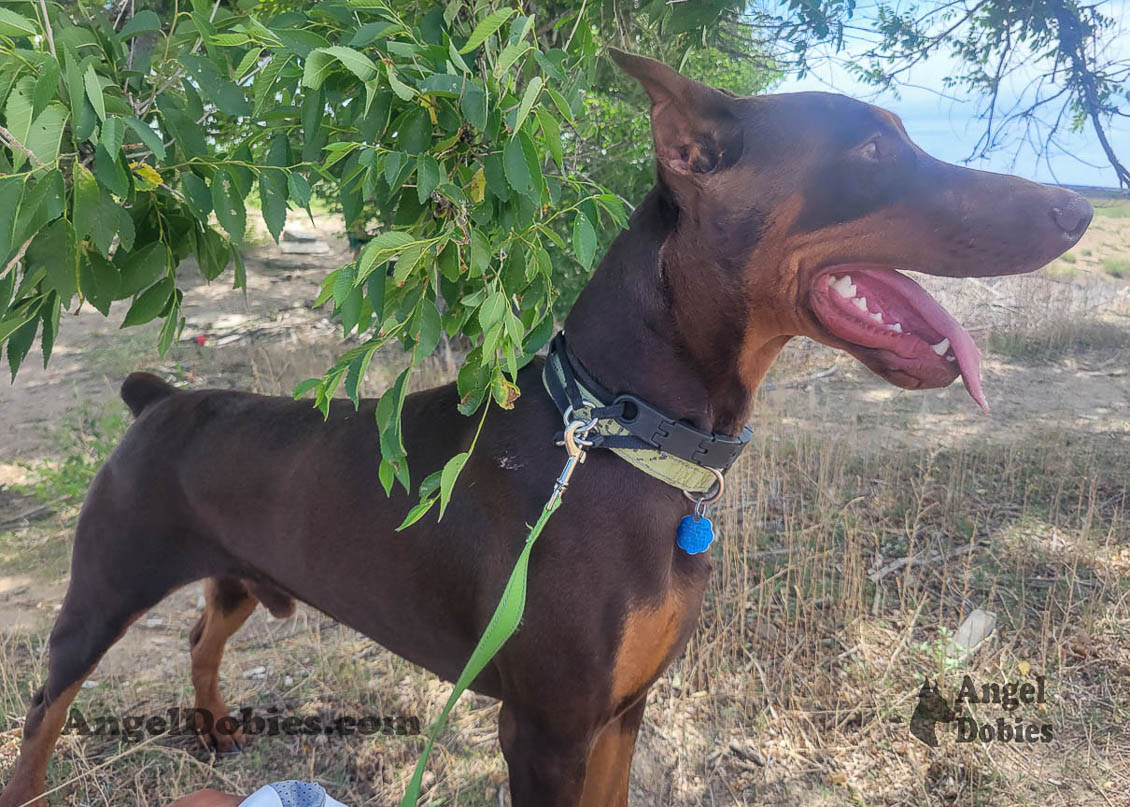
{"left": 459, "top": 83, "right": 487, "bottom": 131}
{"left": 378, "top": 458, "right": 395, "bottom": 497}
{"left": 195, "top": 226, "right": 231, "bottom": 281}
{"left": 438, "top": 451, "right": 470, "bottom": 519}
{"left": 24, "top": 103, "right": 68, "bottom": 169}
{"left": 156, "top": 291, "right": 181, "bottom": 355}
{"left": 5, "top": 77, "right": 33, "bottom": 171}
{"left": 234, "top": 47, "right": 263, "bottom": 81}
{"left": 121, "top": 277, "right": 174, "bottom": 328}
{"left": 117, "top": 10, "right": 160, "bottom": 40}
{"left": 459, "top": 8, "right": 515, "bottom": 53}
{"left": 518, "top": 130, "right": 543, "bottom": 200}
{"left": 0, "top": 177, "right": 22, "bottom": 258}
{"left": 349, "top": 21, "right": 397, "bottom": 47}
{"left": 386, "top": 63, "right": 415, "bottom": 101}
{"left": 260, "top": 134, "right": 290, "bottom": 243}
{"left": 83, "top": 65, "right": 105, "bottom": 121}
{"left": 64, "top": 50, "right": 96, "bottom": 142}
{"left": 502, "top": 136, "right": 531, "bottom": 197}
{"left": 93, "top": 144, "right": 129, "bottom": 196}
{"left": 11, "top": 169, "right": 63, "bottom": 251}
{"left": 7, "top": 315, "right": 39, "bottom": 380}
{"left": 210, "top": 33, "right": 251, "bottom": 46}
{"left": 119, "top": 243, "right": 169, "bottom": 297}
{"left": 211, "top": 169, "right": 246, "bottom": 243}
{"left": 573, "top": 212, "right": 597, "bottom": 269}
{"left": 181, "top": 172, "right": 212, "bottom": 218}
{"left": 325, "top": 46, "right": 379, "bottom": 82}
{"left": 468, "top": 228, "right": 490, "bottom": 276}
{"left": 101, "top": 117, "right": 124, "bottom": 154}
{"left": 292, "top": 378, "right": 320, "bottom": 399}
{"left": 276, "top": 28, "right": 330, "bottom": 58}
{"left": 0, "top": 8, "right": 37, "bottom": 37}
{"left": 545, "top": 86, "right": 574, "bottom": 123}
{"left": 40, "top": 292, "right": 60, "bottom": 368}
{"left": 478, "top": 290, "right": 506, "bottom": 333}
{"left": 27, "top": 219, "right": 77, "bottom": 303}
{"left": 396, "top": 495, "right": 437, "bottom": 531}
{"left": 357, "top": 231, "right": 416, "bottom": 284}
{"left": 79, "top": 252, "right": 119, "bottom": 315}
{"left": 411, "top": 299, "right": 441, "bottom": 363}
{"left": 493, "top": 42, "right": 532, "bottom": 78}
{"left": 416, "top": 153, "right": 440, "bottom": 204}
{"left": 535, "top": 107, "right": 561, "bottom": 168}
{"left": 288, "top": 172, "right": 312, "bottom": 208}
{"left": 123, "top": 117, "right": 166, "bottom": 159}
{"left": 180, "top": 53, "right": 248, "bottom": 117}
{"left": 303, "top": 46, "right": 378, "bottom": 89}
{"left": 253, "top": 55, "right": 289, "bottom": 116}
{"left": 391, "top": 243, "right": 425, "bottom": 285}
{"left": 398, "top": 107, "right": 431, "bottom": 154}
{"left": 32, "top": 57, "right": 60, "bottom": 116}
{"left": 512, "top": 76, "right": 542, "bottom": 134}
{"left": 71, "top": 163, "right": 104, "bottom": 248}
{"left": 161, "top": 107, "right": 205, "bottom": 158}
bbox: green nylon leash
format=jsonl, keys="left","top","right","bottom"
{"left": 399, "top": 418, "right": 592, "bottom": 806}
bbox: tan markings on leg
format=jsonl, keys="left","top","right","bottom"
{"left": 189, "top": 580, "right": 257, "bottom": 752}
{"left": 610, "top": 588, "right": 691, "bottom": 707}
{"left": 0, "top": 678, "right": 86, "bottom": 807}
{"left": 578, "top": 715, "right": 640, "bottom": 807}
{"left": 0, "top": 615, "right": 141, "bottom": 807}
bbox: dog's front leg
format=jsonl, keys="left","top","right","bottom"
{"left": 498, "top": 702, "right": 593, "bottom": 807}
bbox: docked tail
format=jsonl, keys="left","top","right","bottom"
{"left": 120, "top": 372, "right": 177, "bottom": 416}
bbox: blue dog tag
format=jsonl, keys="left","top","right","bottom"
{"left": 677, "top": 514, "right": 714, "bottom": 554}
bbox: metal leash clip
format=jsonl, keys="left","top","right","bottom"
{"left": 549, "top": 415, "right": 597, "bottom": 507}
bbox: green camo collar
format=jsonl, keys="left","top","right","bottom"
{"left": 541, "top": 333, "right": 750, "bottom": 495}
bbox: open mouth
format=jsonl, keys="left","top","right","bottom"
{"left": 810, "top": 264, "right": 987, "bottom": 412}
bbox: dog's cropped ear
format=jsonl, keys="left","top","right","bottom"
{"left": 609, "top": 48, "right": 742, "bottom": 177}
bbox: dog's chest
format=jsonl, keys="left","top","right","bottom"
{"left": 608, "top": 569, "right": 707, "bottom": 709}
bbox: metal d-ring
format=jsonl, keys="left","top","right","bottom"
{"left": 562, "top": 403, "right": 599, "bottom": 446}
{"left": 684, "top": 468, "right": 725, "bottom": 514}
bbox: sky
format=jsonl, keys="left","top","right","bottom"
{"left": 771, "top": 1, "right": 1130, "bottom": 188}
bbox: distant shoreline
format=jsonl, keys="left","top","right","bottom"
{"left": 1061, "top": 184, "right": 1129, "bottom": 199}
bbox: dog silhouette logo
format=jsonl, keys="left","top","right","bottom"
{"left": 910, "top": 678, "right": 957, "bottom": 747}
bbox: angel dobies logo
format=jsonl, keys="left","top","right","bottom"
{"left": 910, "top": 676, "right": 1052, "bottom": 747}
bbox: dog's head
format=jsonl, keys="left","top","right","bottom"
{"left": 611, "top": 50, "right": 1091, "bottom": 411}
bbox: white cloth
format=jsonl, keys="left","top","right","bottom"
{"left": 239, "top": 782, "right": 349, "bottom": 807}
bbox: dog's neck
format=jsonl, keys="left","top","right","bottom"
{"left": 564, "top": 185, "right": 787, "bottom": 435}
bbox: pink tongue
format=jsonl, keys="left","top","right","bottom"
{"left": 871, "top": 269, "right": 988, "bottom": 413}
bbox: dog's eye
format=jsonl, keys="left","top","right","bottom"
{"left": 859, "top": 140, "right": 880, "bottom": 160}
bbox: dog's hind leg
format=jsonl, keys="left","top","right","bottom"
{"left": 187, "top": 577, "right": 293, "bottom": 753}
{"left": 0, "top": 488, "right": 200, "bottom": 807}
{"left": 187, "top": 578, "right": 257, "bottom": 753}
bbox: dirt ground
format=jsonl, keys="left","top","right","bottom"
{"left": 2, "top": 198, "right": 1129, "bottom": 807}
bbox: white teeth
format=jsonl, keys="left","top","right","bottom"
{"left": 832, "top": 275, "right": 856, "bottom": 298}
{"left": 888, "top": 323, "right": 903, "bottom": 333}
{"left": 932, "top": 337, "right": 951, "bottom": 356}
{"left": 826, "top": 275, "right": 836, "bottom": 286}
{"left": 852, "top": 296, "right": 868, "bottom": 311}
{"left": 870, "top": 312, "right": 883, "bottom": 323}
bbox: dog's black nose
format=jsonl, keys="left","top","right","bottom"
{"left": 1050, "top": 194, "right": 1093, "bottom": 238}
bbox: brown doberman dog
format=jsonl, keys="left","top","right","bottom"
{"left": 0, "top": 50, "right": 1090, "bottom": 807}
